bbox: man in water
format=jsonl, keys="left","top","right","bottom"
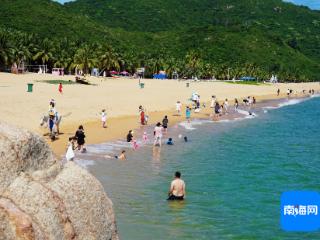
{"left": 168, "top": 171, "right": 186, "bottom": 201}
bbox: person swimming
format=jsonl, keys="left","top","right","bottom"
{"left": 115, "top": 150, "right": 126, "bottom": 160}
{"left": 167, "top": 138, "right": 174, "bottom": 145}
{"left": 167, "top": 171, "right": 186, "bottom": 201}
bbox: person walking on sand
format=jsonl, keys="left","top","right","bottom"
{"left": 186, "top": 106, "right": 191, "bottom": 122}
{"left": 176, "top": 101, "right": 182, "bottom": 116}
{"left": 162, "top": 115, "right": 169, "bottom": 133}
{"left": 154, "top": 122, "right": 163, "bottom": 146}
{"left": 210, "top": 95, "right": 216, "bottom": 108}
{"left": 75, "top": 125, "right": 86, "bottom": 152}
{"left": 58, "top": 83, "right": 63, "bottom": 94}
{"left": 277, "top": 88, "right": 280, "bottom": 96}
{"left": 167, "top": 171, "right": 186, "bottom": 201}
{"left": 101, "top": 109, "right": 107, "bottom": 128}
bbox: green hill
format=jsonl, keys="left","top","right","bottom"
{"left": 0, "top": 0, "right": 319, "bottom": 81}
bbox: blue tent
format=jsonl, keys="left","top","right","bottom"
{"left": 153, "top": 73, "right": 167, "bottom": 80}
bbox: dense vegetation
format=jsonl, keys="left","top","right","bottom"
{"left": 0, "top": 0, "right": 319, "bottom": 81}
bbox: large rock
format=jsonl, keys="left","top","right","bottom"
{"left": 0, "top": 122, "right": 119, "bottom": 240}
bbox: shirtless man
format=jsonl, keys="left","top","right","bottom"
{"left": 168, "top": 171, "right": 186, "bottom": 201}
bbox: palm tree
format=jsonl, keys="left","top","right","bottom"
{"left": 0, "top": 31, "right": 13, "bottom": 67}
{"left": 184, "top": 50, "right": 202, "bottom": 78}
{"left": 33, "top": 38, "right": 54, "bottom": 66}
{"left": 73, "top": 44, "right": 97, "bottom": 74}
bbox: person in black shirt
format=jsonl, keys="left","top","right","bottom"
{"left": 127, "top": 130, "right": 133, "bottom": 142}
{"left": 75, "top": 125, "right": 86, "bottom": 152}
{"left": 162, "top": 115, "right": 169, "bottom": 133}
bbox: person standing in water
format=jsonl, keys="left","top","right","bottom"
{"left": 186, "top": 106, "right": 191, "bottom": 122}
{"left": 162, "top": 115, "right": 169, "bottom": 133}
{"left": 224, "top": 99, "right": 229, "bottom": 113}
{"left": 234, "top": 98, "right": 239, "bottom": 111}
{"left": 168, "top": 171, "right": 186, "bottom": 201}
{"left": 127, "top": 130, "right": 134, "bottom": 142}
{"left": 154, "top": 122, "right": 163, "bottom": 146}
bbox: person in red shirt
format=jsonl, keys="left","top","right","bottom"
{"left": 140, "top": 110, "right": 145, "bottom": 125}
{"left": 58, "top": 83, "right": 63, "bottom": 94}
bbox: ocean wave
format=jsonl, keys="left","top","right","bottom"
{"left": 74, "top": 159, "right": 96, "bottom": 169}
{"left": 237, "top": 109, "right": 257, "bottom": 117}
{"left": 278, "top": 98, "right": 305, "bottom": 108}
{"left": 179, "top": 121, "right": 196, "bottom": 130}
{"left": 263, "top": 106, "right": 278, "bottom": 110}
{"left": 310, "top": 94, "right": 320, "bottom": 98}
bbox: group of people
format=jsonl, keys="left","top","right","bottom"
{"left": 65, "top": 125, "right": 87, "bottom": 161}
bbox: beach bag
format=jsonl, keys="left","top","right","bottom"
{"left": 66, "top": 145, "right": 75, "bottom": 161}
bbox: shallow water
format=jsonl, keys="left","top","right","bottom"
{"left": 83, "top": 96, "right": 320, "bottom": 239}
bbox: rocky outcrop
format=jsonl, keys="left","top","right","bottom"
{"left": 0, "top": 122, "right": 119, "bottom": 240}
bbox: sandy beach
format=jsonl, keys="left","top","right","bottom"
{"left": 0, "top": 72, "right": 319, "bottom": 156}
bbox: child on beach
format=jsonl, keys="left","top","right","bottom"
{"left": 58, "top": 83, "right": 63, "bottom": 94}
{"left": 101, "top": 109, "right": 107, "bottom": 128}
{"left": 66, "top": 137, "right": 75, "bottom": 161}
{"left": 132, "top": 140, "right": 139, "bottom": 150}
{"left": 186, "top": 107, "right": 191, "bottom": 122}
{"left": 167, "top": 138, "right": 174, "bottom": 145}
{"left": 176, "top": 101, "right": 182, "bottom": 115}
{"left": 143, "top": 132, "right": 148, "bottom": 143}
{"left": 162, "top": 115, "right": 169, "bottom": 133}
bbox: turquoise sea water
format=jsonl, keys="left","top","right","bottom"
{"left": 87, "top": 96, "right": 320, "bottom": 240}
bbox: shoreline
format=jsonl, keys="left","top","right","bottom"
{"left": 46, "top": 92, "right": 313, "bottom": 157}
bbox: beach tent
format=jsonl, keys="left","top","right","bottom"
{"left": 239, "top": 76, "right": 256, "bottom": 81}
{"left": 153, "top": 73, "right": 167, "bottom": 80}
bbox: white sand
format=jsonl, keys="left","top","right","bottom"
{"left": 0, "top": 72, "right": 319, "bottom": 132}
